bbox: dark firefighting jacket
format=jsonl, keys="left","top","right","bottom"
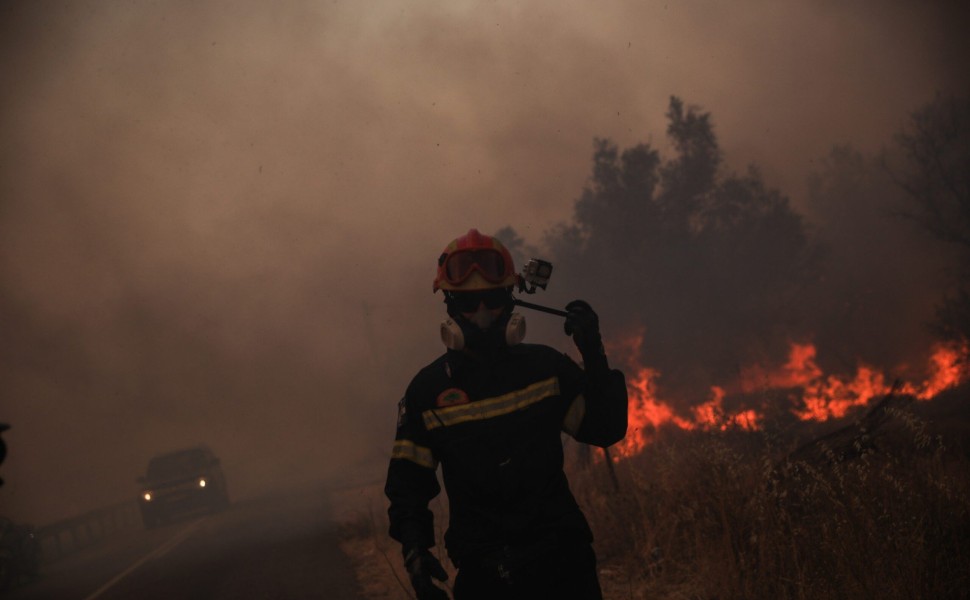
{"left": 384, "top": 343, "right": 628, "bottom": 563}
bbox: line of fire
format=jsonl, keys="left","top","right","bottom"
{"left": 606, "top": 334, "right": 969, "bottom": 460}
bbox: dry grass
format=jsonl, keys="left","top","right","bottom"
{"left": 570, "top": 398, "right": 970, "bottom": 599}
{"left": 337, "top": 393, "right": 970, "bottom": 599}
{"left": 334, "top": 483, "right": 457, "bottom": 600}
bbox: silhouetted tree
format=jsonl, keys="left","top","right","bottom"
{"left": 540, "top": 97, "right": 817, "bottom": 401}
{"left": 891, "top": 95, "right": 970, "bottom": 250}
{"left": 805, "top": 145, "right": 949, "bottom": 372}
{"left": 888, "top": 95, "right": 970, "bottom": 345}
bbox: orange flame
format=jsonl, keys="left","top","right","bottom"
{"left": 794, "top": 365, "right": 888, "bottom": 421}
{"left": 607, "top": 332, "right": 969, "bottom": 460}
{"left": 911, "top": 344, "right": 968, "bottom": 399}
{"left": 739, "top": 343, "right": 822, "bottom": 391}
{"left": 692, "top": 387, "right": 760, "bottom": 431}
{"left": 613, "top": 365, "right": 694, "bottom": 457}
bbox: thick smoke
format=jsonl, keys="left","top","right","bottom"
{"left": 511, "top": 98, "right": 960, "bottom": 410}
{"left": 1, "top": 0, "right": 967, "bottom": 524}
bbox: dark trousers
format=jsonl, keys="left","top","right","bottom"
{"left": 452, "top": 542, "right": 603, "bottom": 600}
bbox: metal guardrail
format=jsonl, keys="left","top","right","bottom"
{"left": 28, "top": 477, "right": 382, "bottom": 564}
{"left": 35, "top": 500, "right": 140, "bottom": 563}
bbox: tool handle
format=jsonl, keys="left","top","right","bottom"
{"left": 513, "top": 298, "right": 568, "bottom": 317}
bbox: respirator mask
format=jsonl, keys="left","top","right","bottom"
{"left": 440, "top": 289, "right": 526, "bottom": 351}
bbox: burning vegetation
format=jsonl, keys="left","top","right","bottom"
{"left": 610, "top": 333, "right": 970, "bottom": 460}
{"left": 497, "top": 95, "right": 970, "bottom": 451}
{"left": 499, "top": 94, "right": 970, "bottom": 598}
{"left": 334, "top": 95, "right": 970, "bottom": 600}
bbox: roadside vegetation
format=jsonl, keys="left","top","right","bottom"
{"left": 339, "top": 386, "right": 970, "bottom": 599}
{"left": 570, "top": 388, "right": 970, "bottom": 599}
{"left": 338, "top": 94, "right": 970, "bottom": 598}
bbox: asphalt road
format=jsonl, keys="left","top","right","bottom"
{"left": 8, "top": 484, "right": 364, "bottom": 600}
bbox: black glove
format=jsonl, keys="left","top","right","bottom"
{"left": 404, "top": 547, "right": 450, "bottom": 600}
{"left": 564, "top": 300, "right": 603, "bottom": 358}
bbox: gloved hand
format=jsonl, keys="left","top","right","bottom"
{"left": 404, "top": 547, "right": 450, "bottom": 600}
{"left": 563, "top": 300, "right": 603, "bottom": 358}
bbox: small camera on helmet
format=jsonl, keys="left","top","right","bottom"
{"left": 519, "top": 258, "right": 553, "bottom": 293}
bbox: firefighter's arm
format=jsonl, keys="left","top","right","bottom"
{"left": 384, "top": 394, "right": 441, "bottom": 554}
{"left": 562, "top": 300, "right": 628, "bottom": 447}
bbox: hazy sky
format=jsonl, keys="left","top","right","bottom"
{"left": 2, "top": 0, "right": 967, "bottom": 524}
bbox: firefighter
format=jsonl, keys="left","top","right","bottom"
{"left": 384, "top": 229, "right": 628, "bottom": 600}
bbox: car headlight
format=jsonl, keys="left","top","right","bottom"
{"left": 198, "top": 478, "right": 207, "bottom": 488}
{"left": 143, "top": 491, "right": 153, "bottom": 502}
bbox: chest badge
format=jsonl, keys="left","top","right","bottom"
{"left": 436, "top": 388, "right": 470, "bottom": 407}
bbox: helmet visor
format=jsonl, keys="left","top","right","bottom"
{"left": 444, "top": 249, "right": 507, "bottom": 285}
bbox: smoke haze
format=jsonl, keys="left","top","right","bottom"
{"left": 1, "top": 0, "right": 967, "bottom": 523}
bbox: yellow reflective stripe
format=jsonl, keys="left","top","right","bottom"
{"left": 422, "top": 377, "right": 560, "bottom": 430}
{"left": 391, "top": 440, "right": 437, "bottom": 469}
{"left": 562, "top": 394, "right": 586, "bottom": 436}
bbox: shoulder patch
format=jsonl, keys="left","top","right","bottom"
{"left": 436, "top": 387, "right": 470, "bottom": 408}
{"left": 396, "top": 397, "right": 407, "bottom": 428}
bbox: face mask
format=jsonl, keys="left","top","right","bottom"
{"left": 504, "top": 312, "right": 526, "bottom": 346}
{"left": 440, "top": 318, "right": 466, "bottom": 351}
{"left": 440, "top": 312, "right": 526, "bottom": 351}
{"left": 466, "top": 305, "right": 499, "bottom": 330}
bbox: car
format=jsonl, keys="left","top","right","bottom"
{"left": 137, "top": 445, "right": 230, "bottom": 528}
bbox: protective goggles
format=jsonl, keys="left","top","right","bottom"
{"left": 442, "top": 249, "right": 508, "bottom": 286}
{"left": 448, "top": 288, "right": 511, "bottom": 313}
